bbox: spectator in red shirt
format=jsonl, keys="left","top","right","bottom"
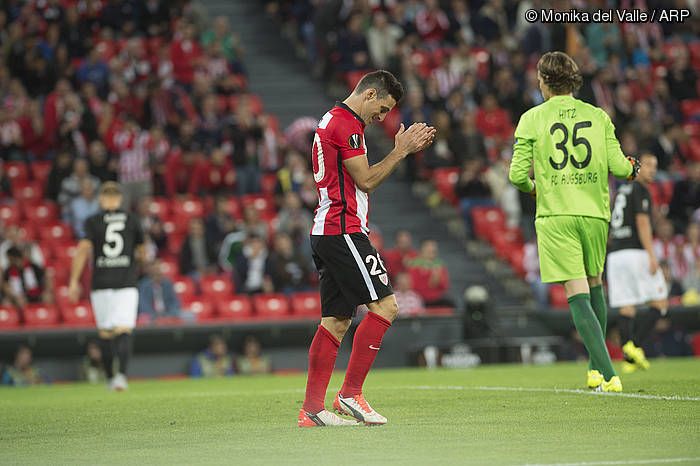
{"left": 408, "top": 239, "right": 452, "bottom": 307}
{"left": 170, "top": 22, "right": 203, "bottom": 87}
{"left": 475, "top": 93, "right": 511, "bottom": 142}
{"left": 383, "top": 230, "right": 418, "bottom": 278}
{"left": 203, "top": 148, "right": 236, "bottom": 195}
{"left": 164, "top": 149, "right": 207, "bottom": 197}
{"left": 415, "top": 0, "right": 450, "bottom": 44}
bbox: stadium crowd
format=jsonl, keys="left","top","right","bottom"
{"left": 268, "top": 0, "right": 700, "bottom": 307}
{"left": 0, "top": 0, "right": 448, "bottom": 332}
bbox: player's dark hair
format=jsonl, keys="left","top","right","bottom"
{"left": 355, "top": 70, "right": 404, "bottom": 103}
{"left": 537, "top": 52, "right": 583, "bottom": 95}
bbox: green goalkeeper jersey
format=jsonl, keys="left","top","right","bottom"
{"left": 509, "top": 94, "right": 633, "bottom": 221}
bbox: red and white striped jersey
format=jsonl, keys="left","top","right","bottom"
{"left": 311, "top": 103, "right": 370, "bottom": 236}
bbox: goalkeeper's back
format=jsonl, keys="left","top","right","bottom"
{"left": 509, "top": 53, "right": 633, "bottom": 221}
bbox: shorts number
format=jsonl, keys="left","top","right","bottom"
{"left": 365, "top": 253, "right": 387, "bottom": 276}
{"left": 548, "top": 121, "right": 592, "bottom": 170}
{"left": 610, "top": 192, "right": 627, "bottom": 229}
{"left": 103, "top": 222, "right": 125, "bottom": 258}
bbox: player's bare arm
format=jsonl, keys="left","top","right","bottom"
{"left": 344, "top": 122, "right": 435, "bottom": 193}
{"left": 635, "top": 213, "right": 658, "bottom": 274}
{"left": 68, "top": 239, "right": 92, "bottom": 302}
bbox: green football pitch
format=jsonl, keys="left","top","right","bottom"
{"left": 2, "top": 359, "right": 700, "bottom": 466}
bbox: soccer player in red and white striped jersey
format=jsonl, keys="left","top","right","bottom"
{"left": 299, "top": 70, "right": 435, "bottom": 427}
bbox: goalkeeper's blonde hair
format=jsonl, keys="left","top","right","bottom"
{"left": 537, "top": 52, "right": 583, "bottom": 95}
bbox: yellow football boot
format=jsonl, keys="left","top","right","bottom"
{"left": 586, "top": 369, "right": 604, "bottom": 389}
{"left": 622, "top": 341, "right": 650, "bottom": 370}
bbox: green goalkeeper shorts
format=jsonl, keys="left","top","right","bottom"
{"left": 535, "top": 215, "right": 608, "bottom": 284}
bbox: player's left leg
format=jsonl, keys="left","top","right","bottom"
{"left": 335, "top": 294, "right": 397, "bottom": 425}
{"left": 109, "top": 288, "right": 139, "bottom": 391}
{"left": 576, "top": 218, "right": 620, "bottom": 392}
{"left": 97, "top": 329, "right": 115, "bottom": 383}
{"left": 586, "top": 275, "right": 607, "bottom": 388}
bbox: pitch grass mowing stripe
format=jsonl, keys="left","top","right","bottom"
{"left": 521, "top": 456, "right": 700, "bottom": 466}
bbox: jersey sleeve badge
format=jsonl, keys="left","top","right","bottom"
{"left": 349, "top": 133, "right": 362, "bottom": 149}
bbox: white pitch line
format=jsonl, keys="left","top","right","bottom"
{"left": 519, "top": 457, "right": 700, "bottom": 466}
{"left": 390, "top": 385, "right": 700, "bottom": 402}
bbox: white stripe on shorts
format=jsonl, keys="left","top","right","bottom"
{"left": 343, "top": 234, "right": 378, "bottom": 301}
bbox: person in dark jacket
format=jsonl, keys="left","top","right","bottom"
{"left": 179, "top": 218, "right": 218, "bottom": 278}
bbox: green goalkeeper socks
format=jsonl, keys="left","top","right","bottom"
{"left": 568, "top": 293, "right": 616, "bottom": 380}
{"left": 588, "top": 285, "right": 608, "bottom": 371}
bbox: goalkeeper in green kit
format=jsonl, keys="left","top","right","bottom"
{"left": 509, "top": 52, "right": 640, "bottom": 393}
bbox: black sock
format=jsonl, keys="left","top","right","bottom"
{"left": 99, "top": 337, "right": 115, "bottom": 379}
{"left": 635, "top": 307, "right": 663, "bottom": 347}
{"left": 618, "top": 315, "right": 635, "bottom": 345}
{"left": 114, "top": 333, "right": 131, "bottom": 376}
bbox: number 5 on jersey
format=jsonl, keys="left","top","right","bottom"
{"left": 103, "top": 222, "right": 125, "bottom": 258}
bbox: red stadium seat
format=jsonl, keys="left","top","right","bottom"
{"left": 0, "top": 305, "right": 20, "bottom": 329}
{"left": 40, "top": 222, "right": 73, "bottom": 242}
{"left": 172, "top": 276, "right": 196, "bottom": 300}
{"left": 181, "top": 297, "right": 215, "bottom": 321}
{"left": 242, "top": 194, "right": 275, "bottom": 215}
{"left": 253, "top": 294, "right": 291, "bottom": 319}
{"left": 23, "top": 303, "right": 60, "bottom": 327}
{"left": 51, "top": 242, "right": 78, "bottom": 265}
{"left": 54, "top": 285, "right": 71, "bottom": 308}
{"left": 471, "top": 207, "right": 506, "bottom": 239}
{"left": 159, "top": 257, "right": 179, "bottom": 280}
{"left": 30, "top": 161, "right": 52, "bottom": 185}
{"left": 60, "top": 302, "right": 94, "bottom": 327}
{"left": 166, "top": 232, "right": 186, "bottom": 256}
{"left": 5, "top": 162, "right": 29, "bottom": 183}
{"left": 223, "top": 197, "right": 242, "bottom": 219}
{"left": 507, "top": 246, "right": 526, "bottom": 277}
{"left": 433, "top": 167, "right": 460, "bottom": 205}
{"left": 549, "top": 285, "right": 568, "bottom": 310}
{"left": 216, "top": 296, "right": 254, "bottom": 320}
{"left": 24, "top": 200, "right": 59, "bottom": 224}
{"left": 148, "top": 197, "right": 171, "bottom": 219}
{"left": 47, "top": 262, "right": 70, "bottom": 287}
{"left": 290, "top": 292, "right": 321, "bottom": 319}
{"left": 172, "top": 198, "right": 205, "bottom": 223}
{"left": 12, "top": 181, "right": 44, "bottom": 203}
{"left": 0, "top": 203, "right": 21, "bottom": 225}
{"left": 16, "top": 223, "right": 38, "bottom": 241}
{"left": 200, "top": 275, "right": 234, "bottom": 299}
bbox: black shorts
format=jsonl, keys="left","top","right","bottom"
{"left": 311, "top": 233, "right": 394, "bottom": 318}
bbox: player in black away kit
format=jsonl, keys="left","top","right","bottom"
{"left": 607, "top": 153, "right": 668, "bottom": 373}
{"left": 69, "top": 182, "right": 145, "bottom": 391}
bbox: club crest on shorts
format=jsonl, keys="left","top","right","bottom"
{"left": 349, "top": 133, "right": 362, "bottom": 149}
{"left": 379, "top": 273, "right": 388, "bottom": 286}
